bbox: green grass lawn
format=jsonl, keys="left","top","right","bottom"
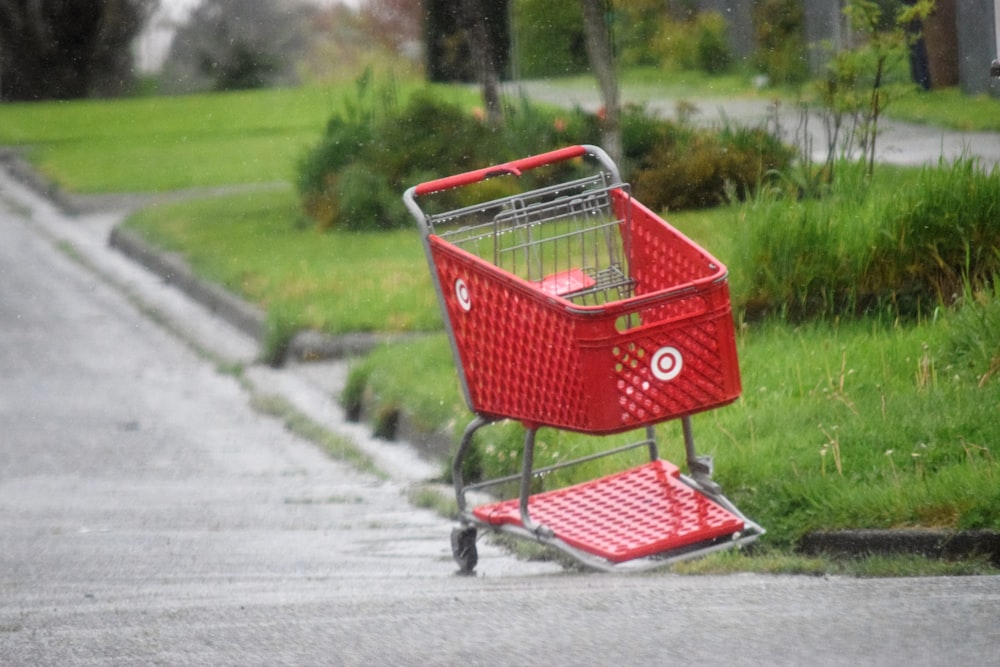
{"left": 615, "top": 66, "right": 1000, "bottom": 132}
{"left": 0, "top": 83, "right": 475, "bottom": 192}
{"left": 4, "top": 73, "right": 996, "bottom": 196}
{"left": 125, "top": 189, "right": 441, "bottom": 339}
{"left": 0, "top": 87, "right": 334, "bottom": 191}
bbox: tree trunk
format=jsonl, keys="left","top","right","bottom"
{"left": 0, "top": 0, "right": 151, "bottom": 101}
{"left": 579, "top": 0, "right": 622, "bottom": 166}
{"left": 460, "top": 0, "right": 503, "bottom": 125}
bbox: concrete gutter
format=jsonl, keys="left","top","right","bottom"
{"left": 109, "top": 225, "right": 268, "bottom": 343}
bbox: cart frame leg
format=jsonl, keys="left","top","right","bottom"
{"left": 453, "top": 415, "right": 493, "bottom": 514}
{"left": 518, "top": 427, "right": 553, "bottom": 538}
{"left": 682, "top": 416, "right": 721, "bottom": 495}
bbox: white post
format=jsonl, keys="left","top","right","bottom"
{"left": 994, "top": 0, "right": 1000, "bottom": 77}
{"left": 995, "top": 0, "right": 1000, "bottom": 56}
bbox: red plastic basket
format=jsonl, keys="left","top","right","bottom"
{"left": 427, "top": 189, "right": 741, "bottom": 434}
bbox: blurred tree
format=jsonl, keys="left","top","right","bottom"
{"left": 513, "top": 0, "right": 588, "bottom": 78}
{"left": 460, "top": 0, "right": 503, "bottom": 124}
{"left": 159, "top": 0, "right": 314, "bottom": 93}
{"left": 424, "top": 0, "right": 509, "bottom": 86}
{"left": 752, "top": 0, "right": 809, "bottom": 86}
{"left": 0, "top": 0, "right": 155, "bottom": 101}
{"left": 297, "top": 0, "right": 423, "bottom": 85}
{"left": 360, "top": 0, "right": 423, "bottom": 58}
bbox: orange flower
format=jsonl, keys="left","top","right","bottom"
{"left": 553, "top": 117, "right": 566, "bottom": 133}
{"left": 471, "top": 107, "right": 486, "bottom": 122}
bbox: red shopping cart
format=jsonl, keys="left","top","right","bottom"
{"left": 404, "top": 145, "right": 763, "bottom": 573}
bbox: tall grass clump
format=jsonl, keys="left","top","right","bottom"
{"left": 734, "top": 160, "right": 879, "bottom": 320}
{"left": 735, "top": 157, "right": 1000, "bottom": 322}
{"left": 946, "top": 277, "right": 1000, "bottom": 386}
{"left": 868, "top": 158, "right": 1000, "bottom": 311}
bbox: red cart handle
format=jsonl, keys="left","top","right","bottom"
{"left": 412, "top": 145, "right": 595, "bottom": 197}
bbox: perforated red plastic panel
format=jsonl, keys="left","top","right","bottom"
{"left": 428, "top": 191, "right": 741, "bottom": 434}
{"left": 472, "top": 460, "right": 745, "bottom": 563}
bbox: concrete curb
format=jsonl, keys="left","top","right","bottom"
{"left": 107, "top": 224, "right": 405, "bottom": 365}
{"left": 799, "top": 530, "right": 1000, "bottom": 568}
{"left": 109, "top": 226, "right": 268, "bottom": 343}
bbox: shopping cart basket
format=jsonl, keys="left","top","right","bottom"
{"left": 404, "top": 145, "right": 763, "bottom": 573}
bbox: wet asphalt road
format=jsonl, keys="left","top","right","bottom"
{"left": 1, "top": 139, "right": 999, "bottom": 663}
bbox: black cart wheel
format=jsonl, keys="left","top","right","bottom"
{"left": 451, "top": 526, "right": 478, "bottom": 574}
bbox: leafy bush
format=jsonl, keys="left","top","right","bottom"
{"left": 512, "top": 0, "right": 589, "bottom": 78}
{"left": 752, "top": 0, "right": 809, "bottom": 86}
{"left": 694, "top": 11, "right": 734, "bottom": 75}
{"left": 297, "top": 80, "right": 795, "bottom": 230}
{"left": 297, "top": 85, "right": 500, "bottom": 230}
{"left": 652, "top": 11, "right": 733, "bottom": 75}
{"left": 631, "top": 121, "right": 793, "bottom": 211}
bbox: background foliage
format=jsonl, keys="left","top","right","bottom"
{"left": 296, "top": 78, "right": 793, "bottom": 231}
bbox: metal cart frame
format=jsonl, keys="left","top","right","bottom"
{"left": 404, "top": 145, "right": 763, "bottom": 573}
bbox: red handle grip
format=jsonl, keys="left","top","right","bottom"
{"left": 412, "top": 145, "right": 589, "bottom": 196}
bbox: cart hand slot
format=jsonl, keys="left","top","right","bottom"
{"left": 613, "top": 292, "right": 707, "bottom": 332}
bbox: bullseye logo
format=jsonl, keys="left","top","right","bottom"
{"left": 455, "top": 278, "right": 472, "bottom": 311}
{"left": 651, "top": 346, "right": 683, "bottom": 381}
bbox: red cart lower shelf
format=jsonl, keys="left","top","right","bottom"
{"left": 472, "top": 459, "right": 745, "bottom": 563}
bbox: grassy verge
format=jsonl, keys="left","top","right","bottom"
{"left": 888, "top": 86, "right": 1000, "bottom": 132}
{"left": 4, "top": 75, "right": 996, "bottom": 196}
{"left": 0, "top": 87, "right": 334, "bottom": 192}
{"left": 124, "top": 189, "right": 441, "bottom": 339}
{"left": 352, "top": 312, "right": 1000, "bottom": 547}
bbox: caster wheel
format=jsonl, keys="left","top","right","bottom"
{"left": 451, "top": 526, "right": 478, "bottom": 574}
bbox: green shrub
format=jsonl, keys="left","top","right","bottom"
{"left": 752, "top": 0, "right": 809, "bottom": 86}
{"left": 297, "top": 116, "right": 376, "bottom": 230}
{"left": 336, "top": 163, "right": 406, "bottom": 231}
{"left": 513, "top": 0, "right": 588, "bottom": 78}
{"left": 297, "top": 83, "right": 795, "bottom": 230}
{"left": 652, "top": 11, "right": 733, "bottom": 75}
{"left": 631, "top": 121, "right": 793, "bottom": 211}
{"left": 694, "top": 11, "right": 734, "bottom": 75}
{"left": 297, "top": 87, "right": 499, "bottom": 231}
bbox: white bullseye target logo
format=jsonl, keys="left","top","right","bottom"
{"left": 455, "top": 278, "right": 472, "bottom": 311}
{"left": 651, "top": 346, "right": 683, "bottom": 381}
